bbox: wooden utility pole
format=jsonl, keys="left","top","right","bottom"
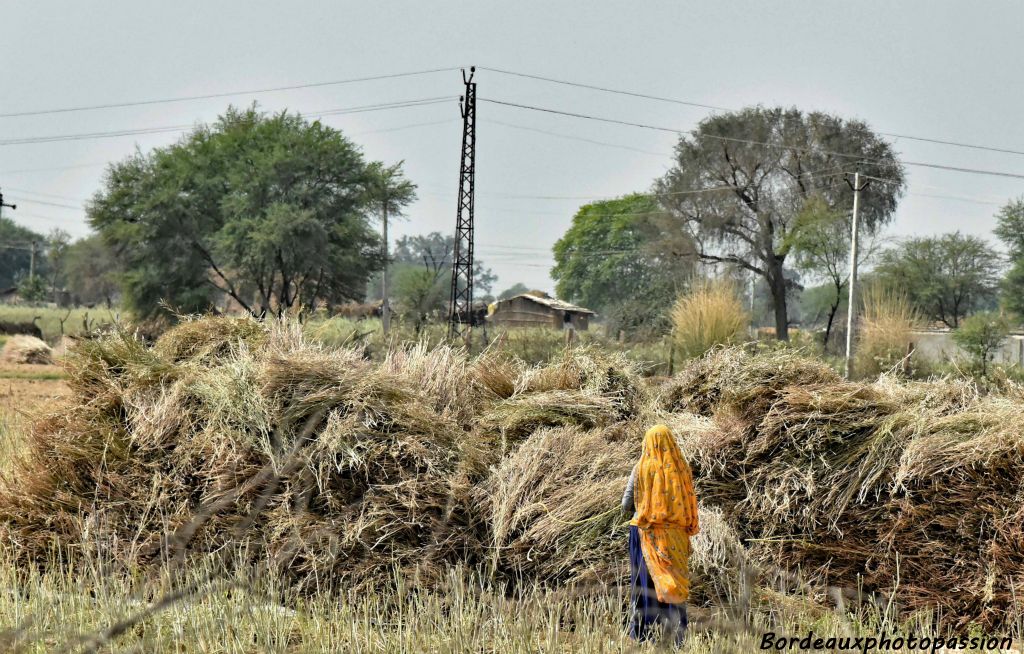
{"left": 844, "top": 172, "right": 870, "bottom": 380}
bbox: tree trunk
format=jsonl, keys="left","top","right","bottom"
{"left": 767, "top": 261, "right": 789, "bottom": 341}
{"left": 823, "top": 300, "right": 840, "bottom": 351}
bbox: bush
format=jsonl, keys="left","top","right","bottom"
{"left": 953, "top": 311, "right": 1010, "bottom": 377}
{"left": 670, "top": 280, "right": 749, "bottom": 359}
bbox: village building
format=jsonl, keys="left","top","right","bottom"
{"left": 487, "top": 292, "right": 595, "bottom": 330}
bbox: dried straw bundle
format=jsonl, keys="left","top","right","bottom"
{"left": 0, "top": 318, "right": 488, "bottom": 590}
{"left": 674, "top": 347, "right": 1024, "bottom": 628}
{"left": 2, "top": 335, "right": 53, "bottom": 365}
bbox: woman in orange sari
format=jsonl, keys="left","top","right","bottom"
{"left": 621, "top": 424, "right": 699, "bottom": 643}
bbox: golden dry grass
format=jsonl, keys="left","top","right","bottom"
{"left": 670, "top": 281, "right": 749, "bottom": 360}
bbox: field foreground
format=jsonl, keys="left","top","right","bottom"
{"left": 0, "top": 317, "right": 1021, "bottom": 651}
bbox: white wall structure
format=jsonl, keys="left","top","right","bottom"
{"left": 910, "top": 330, "right": 1024, "bottom": 367}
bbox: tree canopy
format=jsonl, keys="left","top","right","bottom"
{"left": 654, "top": 106, "right": 905, "bottom": 340}
{"left": 498, "top": 283, "right": 530, "bottom": 301}
{"left": 552, "top": 194, "right": 690, "bottom": 334}
{"left": 0, "top": 218, "right": 46, "bottom": 290}
{"left": 873, "top": 233, "right": 1001, "bottom": 328}
{"left": 368, "top": 232, "right": 497, "bottom": 306}
{"left": 64, "top": 234, "right": 121, "bottom": 307}
{"left": 994, "top": 197, "right": 1024, "bottom": 317}
{"left": 88, "top": 106, "right": 384, "bottom": 319}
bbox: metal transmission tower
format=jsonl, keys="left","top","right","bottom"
{"left": 0, "top": 188, "right": 15, "bottom": 217}
{"left": 447, "top": 67, "right": 477, "bottom": 345}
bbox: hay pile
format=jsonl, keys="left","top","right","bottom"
{"left": 0, "top": 319, "right": 665, "bottom": 594}
{"left": 0, "top": 319, "right": 492, "bottom": 590}
{"left": 668, "top": 346, "right": 1024, "bottom": 628}
{"left": 3, "top": 320, "right": 1022, "bottom": 629}
{"left": 2, "top": 335, "right": 53, "bottom": 364}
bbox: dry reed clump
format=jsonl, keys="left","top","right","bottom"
{"left": 670, "top": 280, "right": 750, "bottom": 360}
{"left": 855, "top": 283, "right": 920, "bottom": 378}
{"left": 2, "top": 335, "right": 53, "bottom": 364}
{"left": 675, "top": 346, "right": 1024, "bottom": 629}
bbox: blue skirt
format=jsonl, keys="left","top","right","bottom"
{"left": 628, "top": 525, "right": 688, "bottom": 643}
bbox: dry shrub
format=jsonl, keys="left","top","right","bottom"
{"left": 855, "top": 283, "right": 919, "bottom": 378}
{"left": 671, "top": 280, "right": 749, "bottom": 360}
{"left": 2, "top": 335, "right": 53, "bottom": 364}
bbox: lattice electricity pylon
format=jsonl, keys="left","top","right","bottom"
{"left": 447, "top": 67, "right": 477, "bottom": 345}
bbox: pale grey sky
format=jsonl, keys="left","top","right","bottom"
{"left": 2, "top": 1, "right": 1023, "bottom": 293}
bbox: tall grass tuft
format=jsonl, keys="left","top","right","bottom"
{"left": 855, "top": 283, "right": 920, "bottom": 379}
{"left": 670, "top": 281, "right": 749, "bottom": 360}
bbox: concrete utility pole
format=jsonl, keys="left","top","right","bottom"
{"left": 844, "top": 172, "right": 871, "bottom": 380}
{"left": 381, "top": 201, "right": 391, "bottom": 336}
{"left": 29, "top": 240, "right": 37, "bottom": 281}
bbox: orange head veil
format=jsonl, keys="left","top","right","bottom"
{"left": 632, "top": 424, "right": 699, "bottom": 535}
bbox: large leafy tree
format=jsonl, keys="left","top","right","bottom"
{"left": 89, "top": 106, "right": 383, "bottom": 319}
{"left": 0, "top": 218, "right": 46, "bottom": 289}
{"left": 994, "top": 197, "right": 1024, "bottom": 317}
{"left": 64, "top": 234, "right": 121, "bottom": 307}
{"left": 368, "top": 231, "right": 497, "bottom": 307}
{"left": 789, "top": 196, "right": 880, "bottom": 349}
{"left": 654, "top": 107, "right": 905, "bottom": 340}
{"left": 873, "top": 233, "right": 1001, "bottom": 328}
{"left": 553, "top": 194, "right": 690, "bottom": 334}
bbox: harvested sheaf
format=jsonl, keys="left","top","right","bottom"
{"left": 3, "top": 319, "right": 1023, "bottom": 630}
{"left": 479, "top": 417, "right": 757, "bottom": 604}
{"left": 671, "top": 346, "right": 1024, "bottom": 629}
{"left": 0, "top": 319, "right": 657, "bottom": 596}
{"left": 2, "top": 335, "right": 53, "bottom": 365}
{"left": 0, "top": 319, "right": 489, "bottom": 591}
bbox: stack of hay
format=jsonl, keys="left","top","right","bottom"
{"left": 2, "top": 335, "right": 53, "bottom": 365}
{"left": 667, "top": 346, "right": 1024, "bottom": 629}
{"left": 0, "top": 318, "right": 492, "bottom": 590}
{"left": 6, "top": 319, "right": 1020, "bottom": 629}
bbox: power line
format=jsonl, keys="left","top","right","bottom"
{"left": 5, "top": 187, "right": 89, "bottom": 204}
{"left": 0, "top": 67, "right": 462, "bottom": 118}
{"left": 480, "top": 97, "right": 1024, "bottom": 181}
{"left": 0, "top": 97, "right": 456, "bottom": 147}
{"left": 0, "top": 162, "right": 109, "bottom": 175}
{"left": 488, "top": 119, "right": 669, "bottom": 156}
{"left": 479, "top": 66, "right": 727, "bottom": 112}
{"left": 0, "top": 119, "right": 456, "bottom": 175}
{"left": 482, "top": 65, "right": 1024, "bottom": 158}
{"left": 9, "top": 197, "right": 84, "bottom": 211}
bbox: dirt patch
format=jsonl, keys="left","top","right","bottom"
{"left": 0, "top": 362, "right": 69, "bottom": 411}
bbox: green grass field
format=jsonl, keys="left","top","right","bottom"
{"left": 0, "top": 304, "right": 120, "bottom": 343}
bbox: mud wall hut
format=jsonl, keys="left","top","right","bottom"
{"left": 487, "top": 293, "right": 595, "bottom": 330}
